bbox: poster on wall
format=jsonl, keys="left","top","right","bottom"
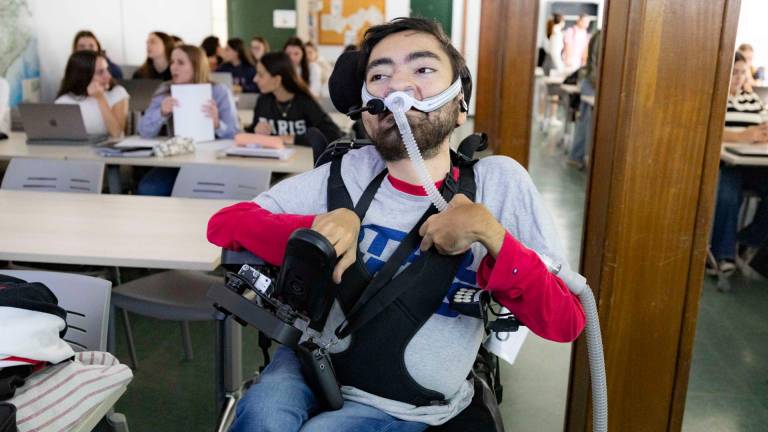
{"left": 318, "top": 0, "right": 385, "bottom": 46}
{"left": 0, "top": 0, "right": 41, "bottom": 108}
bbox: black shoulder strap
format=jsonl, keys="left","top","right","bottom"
{"left": 327, "top": 156, "right": 353, "bottom": 211}
{"left": 335, "top": 163, "right": 479, "bottom": 340}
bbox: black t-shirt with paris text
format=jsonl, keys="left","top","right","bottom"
{"left": 246, "top": 92, "right": 343, "bottom": 146}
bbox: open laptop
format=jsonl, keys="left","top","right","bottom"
{"left": 118, "top": 79, "right": 162, "bottom": 112}
{"left": 20, "top": 103, "right": 109, "bottom": 145}
{"left": 725, "top": 143, "right": 768, "bottom": 157}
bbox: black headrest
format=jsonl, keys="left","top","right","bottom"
{"left": 328, "top": 50, "right": 473, "bottom": 116}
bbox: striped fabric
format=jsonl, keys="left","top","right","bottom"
{"left": 725, "top": 90, "right": 767, "bottom": 127}
{"left": 8, "top": 351, "right": 132, "bottom": 432}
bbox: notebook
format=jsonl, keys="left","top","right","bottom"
{"left": 225, "top": 145, "right": 296, "bottom": 160}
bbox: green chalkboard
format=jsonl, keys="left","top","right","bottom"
{"left": 227, "top": 0, "right": 297, "bottom": 52}
{"left": 410, "top": 0, "right": 453, "bottom": 37}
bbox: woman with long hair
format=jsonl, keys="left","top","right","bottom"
{"left": 72, "top": 30, "right": 123, "bottom": 79}
{"left": 55, "top": 50, "right": 129, "bottom": 138}
{"left": 217, "top": 38, "right": 258, "bottom": 93}
{"left": 250, "top": 36, "right": 270, "bottom": 63}
{"left": 283, "top": 36, "right": 322, "bottom": 96}
{"left": 246, "top": 52, "right": 341, "bottom": 146}
{"left": 137, "top": 44, "right": 239, "bottom": 195}
{"left": 133, "top": 31, "right": 175, "bottom": 80}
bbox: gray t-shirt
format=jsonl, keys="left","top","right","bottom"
{"left": 254, "top": 145, "right": 567, "bottom": 425}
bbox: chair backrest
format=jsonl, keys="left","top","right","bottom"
{"left": 171, "top": 164, "right": 271, "bottom": 200}
{"left": 0, "top": 270, "right": 112, "bottom": 352}
{"left": 1, "top": 158, "right": 105, "bottom": 193}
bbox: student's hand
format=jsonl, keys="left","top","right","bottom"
{"left": 312, "top": 208, "right": 361, "bottom": 284}
{"left": 87, "top": 81, "right": 105, "bottom": 98}
{"left": 255, "top": 120, "right": 271, "bottom": 135}
{"left": 743, "top": 125, "right": 768, "bottom": 143}
{"left": 203, "top": 99, "right": 220, "bottom": 129}
{"left": 419, "top": 194, "right": 506, "bottom": 258}
{"left": 161, "top": 97, "right": 178, "bottom": 117}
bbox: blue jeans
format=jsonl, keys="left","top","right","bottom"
{"left": 710, "top": 165, "right": 768, "bottom": 261}
{"left": 569, "top": 79, "right": 595, "bottom": 163}
{"left": 136, "top": 167, "right": 180, "bottom": 196}
{"left": 229, "top": 347, "right": 429, "bottom": 432}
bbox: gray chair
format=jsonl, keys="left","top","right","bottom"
{"left": 0, "top": 270, "right": 129, "bottom": 431}
{"left": 237, "top": 93, "right": 259, "bottom": 110}
{"left": 1, "top": 158, "right": 105, "bottom": 193}
{"left": 112, "top": 164, "right": 271, "bottom": 368}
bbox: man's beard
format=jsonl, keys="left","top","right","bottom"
{"left": 370, "top": 99, "right": 459, "bottom": 162}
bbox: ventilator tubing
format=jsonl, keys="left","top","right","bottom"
{"left": 540, "top": 254, "right": 608, "bottom": 432}
{"left": 381, "top": 83, "right": 608, "bottom": 432}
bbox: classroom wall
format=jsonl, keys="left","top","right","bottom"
{"left": 29, "top": 0, "right": 218, "bottom": 102}
{"left": 736, "top": 0, "right": 768, "bottom": 70}
{"left": 227, "top": 0, "right": 296, "bottom": 52}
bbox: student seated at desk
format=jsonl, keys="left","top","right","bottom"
{"left": 217, "top": 38, "right": 258, "bottom": 93}
{"left": 55, "top": 51, "right": 129, "bottom": 138}
{"left": 132, "top": 31, "right": 174, "bottom": 81}
{"left": 710, "top": 51, "right": 768, "bottom": 275}
{"left": 244, "top": 52, "right": 342, "bottom": 146}
{"left": 284, "top": 36, "right": 323, "bottom": 97}
{"left": 72, "top": 30, "right": 123, "bottom": 80}
{"left": 137, "top": 45, "right": 238, "bottom": 196}
{"left": 250, "top": 36, "right": 270, "bottom": 64}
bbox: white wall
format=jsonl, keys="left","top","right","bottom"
{"left": 29, "top": 0, "right": 219, "bottom": 102}
{"left": 736, "top": 0, "right": 768, "bottom": 69}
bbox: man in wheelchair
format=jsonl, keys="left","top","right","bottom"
{"left": 207, "top": 17, "right": 585, "bottom": 432}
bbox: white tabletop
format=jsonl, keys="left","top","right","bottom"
{"left": 581, "top": 95, "right": 595, "bottom": 107}
{"left": 0, "top": 190, "right": 233, "bottom": 270}
{"left": 0, "top": 132, "right": 313, "bottom": 173}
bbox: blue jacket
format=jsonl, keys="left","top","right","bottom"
{"left": 138, "top": 82, "right": 239, "bottom": 139}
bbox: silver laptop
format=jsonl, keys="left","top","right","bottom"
{"left": 20, "top": 103, "right": 109, "bottom": 145}
{"left": 118, "top": 79, "right": 162, "bottom": 112}
{"left": 211, "top": 72, "right": 234, "bottom": 91}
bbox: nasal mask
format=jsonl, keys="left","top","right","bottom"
{"left": 361, "top": 78, "right": 464, "bottom": 212}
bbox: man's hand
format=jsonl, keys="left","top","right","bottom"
{"left": 312, "top": 208, "right": 361, "bottom": 284}
{"left": 419, "top": 194, "right": 506, "bottom": 257}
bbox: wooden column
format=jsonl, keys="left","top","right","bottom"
{"left": 475, "top": 0, "right": 538, "bottom": 166}
{"left": 566, "top": 0, "right": 741, "bottom": 431}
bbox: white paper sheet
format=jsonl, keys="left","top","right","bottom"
{"left": 171, "top": 84, "right": 214, "bottom": 142}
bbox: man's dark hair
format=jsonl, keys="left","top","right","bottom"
{"left": 359, "top": 17, "right": 471, "bottom": 105}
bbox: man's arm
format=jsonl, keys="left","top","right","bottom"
{"left": 207, "top": 202, "right": 315, "bottom": 265}
{"left": 476, "top": 232, "right": 586, "bottom": 342}
{"left": 418, "top": 194, "right": 585, "bottom": 342}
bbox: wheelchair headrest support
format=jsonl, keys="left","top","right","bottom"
{"left": 329, "top": 50, "right": 473, "bottom": 119}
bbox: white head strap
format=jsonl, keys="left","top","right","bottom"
{"left": 361, "top": 78, "right": 462, "bottom": 113}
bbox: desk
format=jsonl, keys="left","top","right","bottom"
{"left": 0, "top": 190, "right": 240, "bottom": 424}
{"left": 0, "top": 132, "right": 313, "bottom": 174}
{"left": 581, "top": 95, "right": 595, "bottom": 107}
{"left": 721, "top": 142, "right": 768, "bottom": 166}
{"left": 560, "top": 84, "right": 581, "bottom": 95}
{"left": 0, "top": 190, "right": 231, "bottom": 270}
